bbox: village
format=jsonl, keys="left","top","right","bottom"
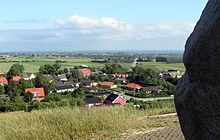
{"left": 0, "top": 62, "right": 183, "bottom": 111}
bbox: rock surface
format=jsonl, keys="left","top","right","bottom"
{"left": 175, "top": 1, "right": 220, "bottom": 140}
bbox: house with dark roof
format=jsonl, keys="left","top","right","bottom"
{"left": 84, "top": 98, "right": 102, "bottom": 108}
{"left": 25, "top": 87, "right": 45, "bottom": 101}
{"left": 80, "top": 87, "right": 98, "bottom": 93}
{"left": 21, "top": 72, "right": 36, "bottom": 80}
{"left": 103, "top": 93, "right": 126, "bottom": 105}
{"left": 57, "top": 74, "right": 68, "bottom": 82}
{"left": 124, "top": 83, "right": 142, "bottom": 91}
{"left": 55, "top": 82, "right": 75, "bottom": 93}
{"left": 44, "top": 75, "right": 54, "bottom": 83}
{"left": 0, "top": 77, "right": 8, "bottom": 85}
{"left": 142, "top": 86, "right": 162, "bottom": 94}
{"left": 80, "top": 80, "right": 98, "bottom": 87}
{"left": 101, "top": 82, "right": 117, "bottom": 89}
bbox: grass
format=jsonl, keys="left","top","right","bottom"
{"left": 0, "top": 56, "right": 185, "bottom": 73}
{"left": 139, "top": 62, "right": 185, "bottom": 72}
{"left": 0, "top": 106, "right": 177, "bottom": 140}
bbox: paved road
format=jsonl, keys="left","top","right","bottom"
{"left": 114, "top": 92, "right": 174, "bottom": 101}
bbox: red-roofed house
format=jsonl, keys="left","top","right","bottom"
{"left": 0, "top": 77, "right": 8, "bottom": 85}
{"left": 11, "top": 76, "right": 22, "bottom": 82}
{"left": 124, "top": 83, "right": 142, "bottom": 91}
{"left": 101, "top": 82, "right": 117, "bottom": 89}
{"left": 25, "top": 88, "right": 45, "bottom": 101}
{"left": 0, "top": 72, "right": 6, "bottom": 74}
{"left": 79, "top": 69, "right": 92, "bottom": 77}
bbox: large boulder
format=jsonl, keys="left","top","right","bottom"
{"left": 175, "top": 1, "right": 220, "bottom": 140}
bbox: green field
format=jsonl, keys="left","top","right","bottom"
{"left": 0, "top": 56, "right": 185, "bottom": 73}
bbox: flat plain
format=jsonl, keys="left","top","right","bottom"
{"left": 0, "top": 56, "right": 185, "bottom": 73}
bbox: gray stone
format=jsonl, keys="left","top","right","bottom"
{"left": 175, "top": 1, "right": 220, "bottom": 140}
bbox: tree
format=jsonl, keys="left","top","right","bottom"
{"left": 128, "top": 66, "right": 156, "bottom": 85}
{"left": 7, "top": 64, "right": 24, "bottom": 80}
{"left": 0, "top": 85, "right": 5, "bottom": 95}
{"left": 39, "top": 63, "right": 61, "bottom": 75}
{"left": 34, "top": 73, "right": 54, "bottom": 95}
{"left": 24, "top": 91, "right": 33, "bottom": 102}
{"left": 102, "top": 63, "right": 127, "bottom": 74}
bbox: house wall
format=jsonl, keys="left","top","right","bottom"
{"left": 113, "top": 97, "right": 126, "bottom": 105}
{"left": 56, "top": 88, "right": 75, "bottom": 93}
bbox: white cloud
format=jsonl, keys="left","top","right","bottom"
{"left": 55, "top": 15, "right": 133, "bottom": 39}
{"left": 55, "top": 15, "right": 195, "bottom": 40}
{"left": 0, "top": 15, "right": 196, "bottom": 48}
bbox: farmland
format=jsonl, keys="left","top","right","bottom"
{"left": 0, "top": 55, "right": 185, "bottom": 73}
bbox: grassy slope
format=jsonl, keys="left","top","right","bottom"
{"left": 0, "top": 106, "right": 177, "bottom": 140}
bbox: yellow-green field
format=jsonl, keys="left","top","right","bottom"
{"left": 0, "top": 56, "right": 185, "bottom": 73}
{"left": 0, "top": 106, "right": 182, "bottom": 140}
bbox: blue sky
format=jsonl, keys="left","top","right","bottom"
{"left": 0, "top": 0, "right": 208, "bottom": 52}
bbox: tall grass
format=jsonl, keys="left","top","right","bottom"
{"left": 0, "top": 106, "right": 176, "bottom": 140}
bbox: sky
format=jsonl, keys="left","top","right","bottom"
{"left": 0, "top": 0, "right": 208, "bottom": 52}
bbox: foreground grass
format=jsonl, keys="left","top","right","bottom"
{"left": 0, "top": 106, "right": 176, "bottom": 140}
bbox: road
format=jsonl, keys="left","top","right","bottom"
{"left": 114, "top": 92, "right": 174, "bottom": 101}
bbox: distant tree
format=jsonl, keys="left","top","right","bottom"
{"left": 128, "top": 66, "right": 156, "bottom": 85}
{"left": 102, "top": 63, "right": 126, "bottom": 74}
{"left": 39, "top": 63, "right": 61, "bottom": 75}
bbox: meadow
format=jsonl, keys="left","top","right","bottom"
{"left": 0, "top": 56, "right": 185, "bottom": 73}
{"left": 0, "top": 105, "right": 180, "bottom": 140}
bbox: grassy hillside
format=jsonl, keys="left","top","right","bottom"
{"left": 0, "top": 106, "right": 177, "bottom": 140}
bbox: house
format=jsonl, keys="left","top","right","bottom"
{"left": 44, "top": 75, "right": 54, "bottom": 83}
{"left": 21, "top": 72, "right": 36, "bottom": 80}
{"left": 115, "top": 78, "right": 127, "bottom": 84}
{"left": 90, "top": 68, "right": 103, "bottom": 74}
{"left": 25, "top": 87, "right": 45, "bottom": 101}
{"left": 103, "top": 93, "right": 126, "bottom": 105}
{"left": 101, "top": 82, "right": 117, "bottom": 89}
{"left": 80, "top": 65, "right": 89, "bottom": 69}
{"left": 84, "top": 98, "right": 102, "bottom": 108}
{"left": 94, "top": 92, "right": 112, "bottom": 98}
{"left": 159, "top": 70, "right": 183, "bottom": 80}
{"left": 55, "top": 85, "right": 75, "bottom": 93}
{"left": 55, "top": 82, "right": 75, "bottom": 93}
{"left": 57, "top": 74, "right": 68, "bottom": 81}
{"left": 111, "top": 74, "right": 129, "bottom": 79}
{"left": 11, "top": 76, "right": 22, "bottom": 82}
{"left": 142, "top": 86, "right": 162, "bottom": 94}
{"left": 124, "top": 83, "right": 142, "bottom": 91}
{"left": 79, "top": 69, "right": 92, "bottom": 77}
{"left": 80, "top": 87, "right": 98, "bottom": 93}
{"left": 0, "top": 77, "right": 8, "bottom": 85}
{"left": 0, "top": 72, "right": 7, "bottom": 77}
{"left": 80, "top": 80, "right": 98, "bottom": 87}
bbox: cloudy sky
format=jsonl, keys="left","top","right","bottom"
{"left": 0, "top": 0, "right": 207, "bottom": 52}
